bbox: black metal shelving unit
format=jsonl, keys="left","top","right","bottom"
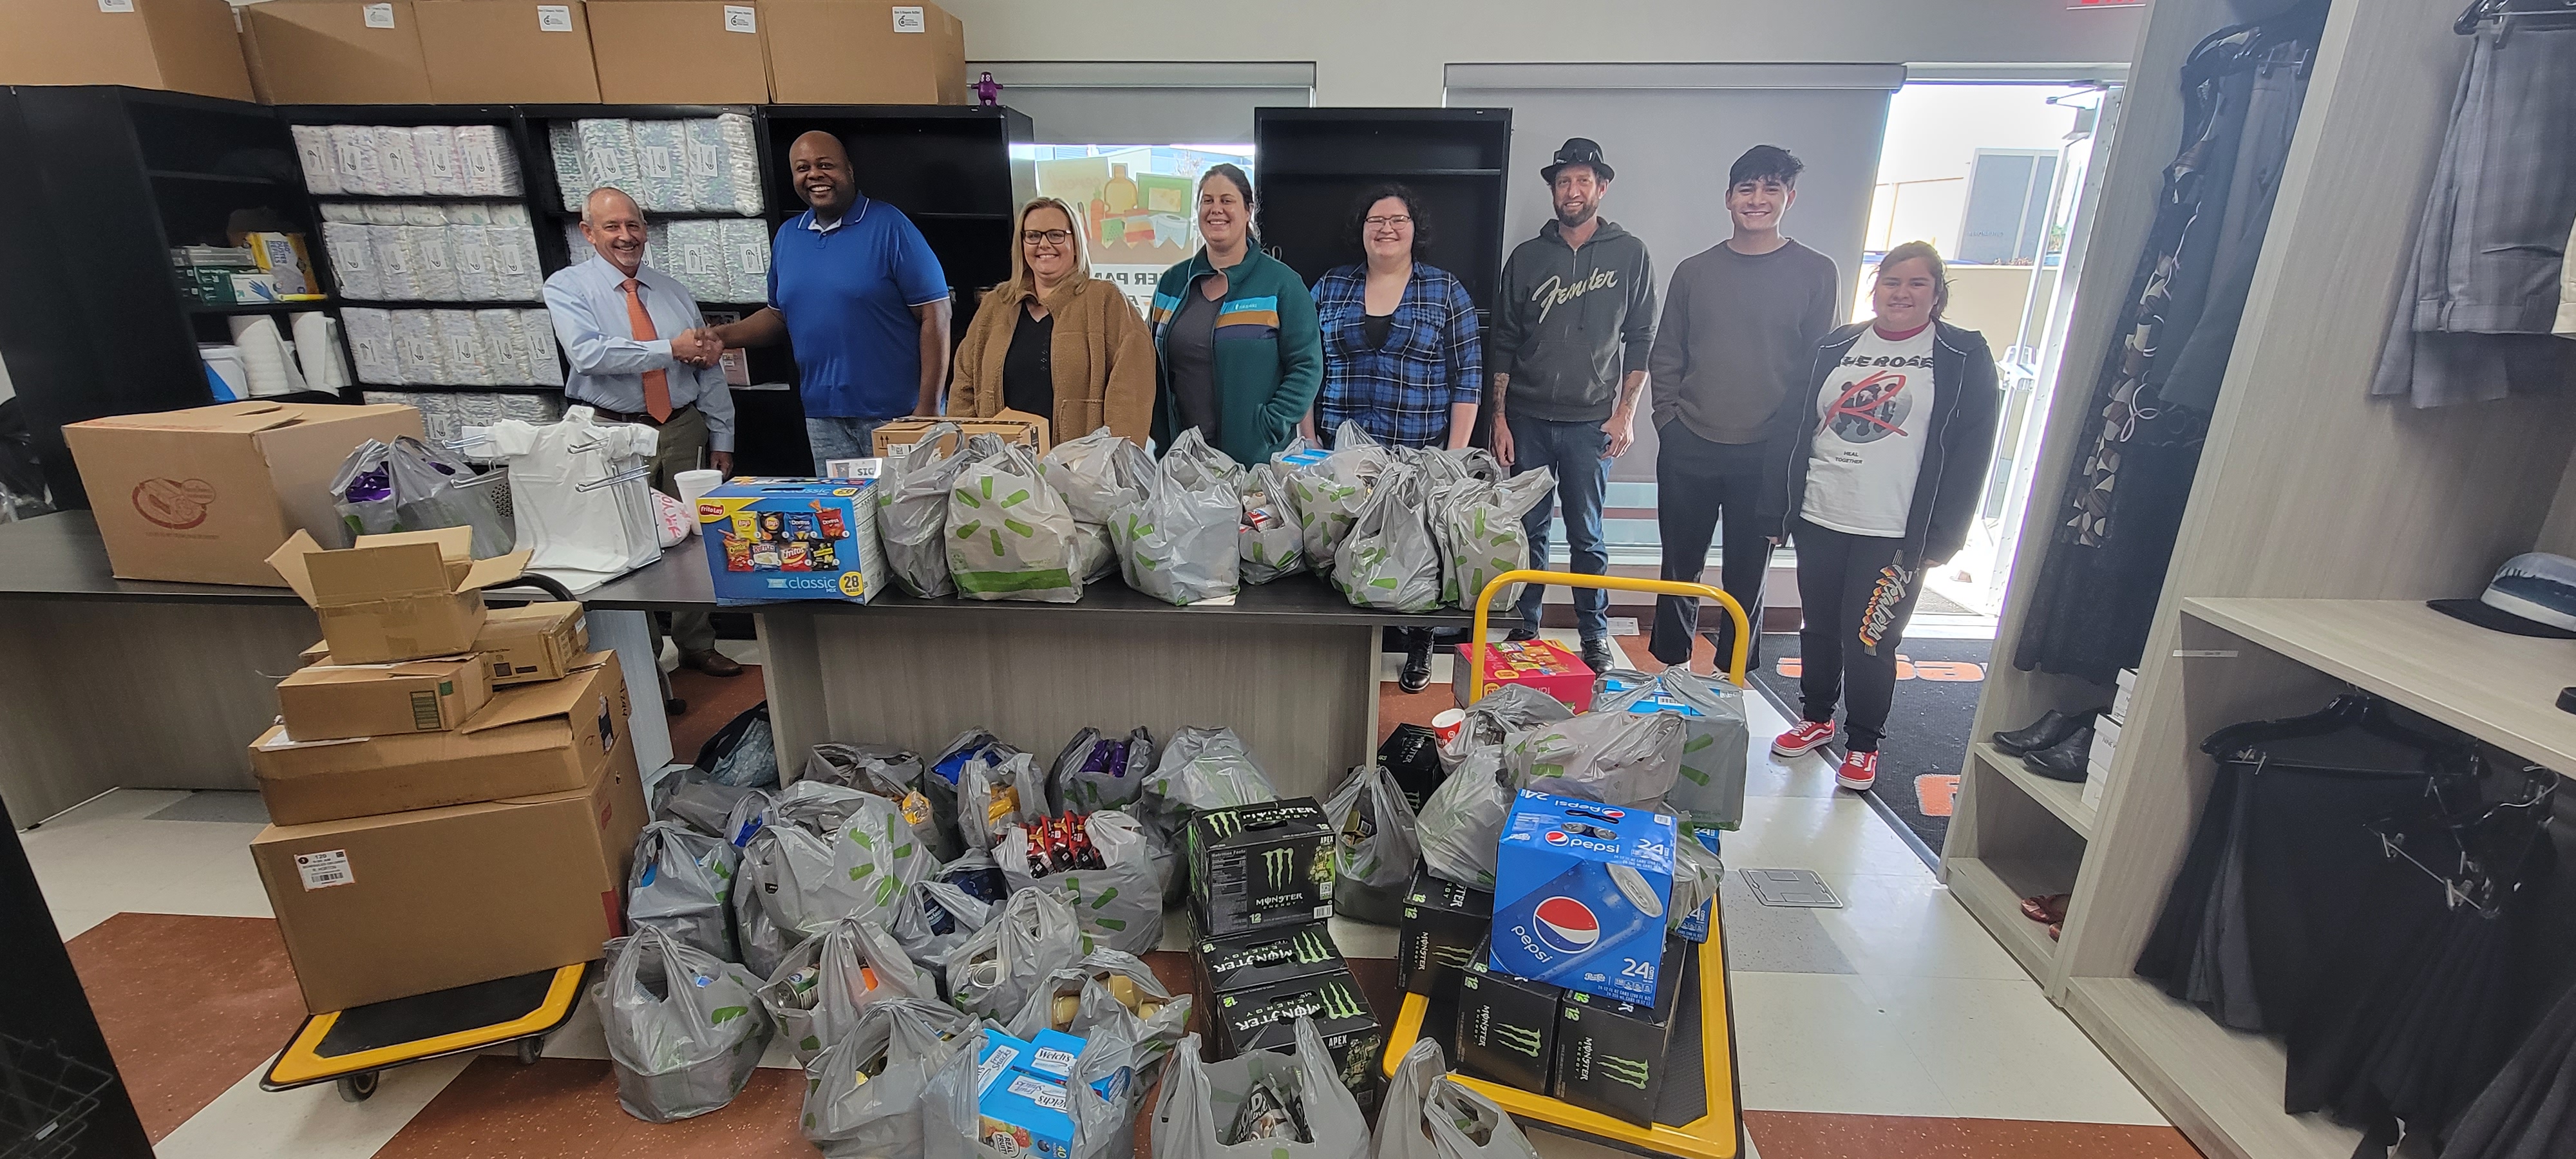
{"left": 1253, "top": 108, "right": 1514, "bottom": 316}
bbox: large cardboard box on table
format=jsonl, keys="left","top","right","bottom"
{"left": 0, "top": 0, "right": 255, "bottom": 101}
{"left": 762, "top": 0, "right": 965, "bottom": 105}
{"left": 870, "top": 410, "right": 1052, "bottom": 458}
{"left": 251, "top": 744, "right": 646, "bottom": 1012}
{"left": 268, "top": 527, "right": 530, "bottom": 664}
{"left": 241, "top": 0, "right": 436, "bottom": 104}
{"left": 276, "top": 655, "right": 495, "bottom": 742}
{"left": 582, "top": 0, "right": 768, "bottom": 104}
{"left": 60, "top": 400, "right": 422, "bottom": 587}
{"left": 251, "top": 652, "right": 629, "bottom": 825}
{"left": 414, "top": 0, "right": 603, "bottom": 103}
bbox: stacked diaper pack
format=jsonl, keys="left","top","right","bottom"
{"left": 292, "top": 124, "right": 525, "bottom": 199}
{"left": 343, "top": 307, "right": 565, "bottom": 389}
{"left": 320, "top": 202, "right": 545, "bottom": 304}
{"left": 360, "top": 390, "right": 566, "bottom": 448}
{"left": 548, "top": 115, "right": 764, "bottom": 216}
{"left": 560, "top": 218, "right": 771, "bottom": 305}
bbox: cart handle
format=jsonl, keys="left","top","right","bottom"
{"left": 1468, "top": 569, "right": 1750, "bottom": 701}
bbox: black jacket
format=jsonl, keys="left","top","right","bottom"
{"left": 1490, "top": 218, "right": 1656, "bottom": 423}
{"left": 1765, "top": 319, "right": 2002, "bottom": 565}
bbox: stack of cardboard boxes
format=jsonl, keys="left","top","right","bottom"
{"left": 245, "top": 525, "right": 642, "bottom": 1013}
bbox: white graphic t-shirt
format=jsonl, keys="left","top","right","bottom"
{"left": 1801, "top": 325, "right": 1938, "bottom": 538}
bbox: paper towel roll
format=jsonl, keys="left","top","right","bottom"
{"left": 227, "top": 315, "right": 302, "bottom": 397}
{"left": 292, "top": 312, "right": 350, "bottom": 390}
{"left": 674, "top": 469, "right": 723, "bottom": 534}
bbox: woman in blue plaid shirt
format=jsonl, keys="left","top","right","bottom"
{"left": 1303, "top": 185, "right": 1484, "bottom": 451}
{"left": 1309, "top": 185, "right": 1485, "bottom": 691}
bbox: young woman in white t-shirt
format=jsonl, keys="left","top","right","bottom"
{"left": 1759, "top": 242, "right": 2003, "bottom": 793}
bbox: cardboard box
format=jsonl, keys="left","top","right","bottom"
{"left": 242, "top": 0, "right": 436, "bottom": 104}
{"left": 0, "top": 0, "right": 255, "bottom": 101}
{"left": 871, "top": 410, "right": 1052, "bottom": 458}
{"left": 415, "top": 0, "right": 602, "bottom": 102}
{"left": 1453, "top": 639, "right": 1596, "bottom": 711}
{"left": 1193, "top": 921, "right": 1345, "bottom": 998}
{"left": 1491, "top": 789, "right": 1676, "bottom": 1005}
{"left": 62, "top": 400, "right": 424, "bottom": 587}
{"left": 1398, "top": 867, "right": 1493, "bottom": 995}
{"left": 1187, "top": 797, "right": 1333, "bottom": 939}
{"left": 276, "top": 654, "right": 495, "bottom": 742}
{"left": 473, "top": 601, "right": 589, "bottom": 685}
{"left": 697, "top": 478, "right": 887, "bottom": 605}
{"left": 582, "top": 0, "right": 767, "bottom": 104}
{"left": 762, "top": 0, "right": 964, "bottom": 105}
{"left": 250, "top": 654, "right": 629, "bottom": 825}
{"left": 978, "top": 1068, "right": 1074, "bottom": 1159}
{"left": 251, "top": 744, "right": 645, "bottom": 1012}
{"left": 1457, "top": 942, "right": 1560, "bottom": 1095}
{"left": 1553, "top": 935, "right": 1691, "bottom": 1126}
{"left": 268, "top": 527, "right": 529, "bottom": 664}
{"left": 1209, "top": 966, "right": 1383, "bottom": 1112}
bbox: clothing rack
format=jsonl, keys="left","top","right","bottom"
{"left": 2456, "top": 0, "right": 2576, "bottom": 33}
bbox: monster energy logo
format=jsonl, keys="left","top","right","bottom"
{"left": 1492, "top": 1022, "right": 1544, "bottom": 1058}
{"left": 1318, "top": 981, "right": 1364, "bottom": 1020}
{"left": 1263, "top": 847, "right": 1296, "bottom": 888}
{"left": 1295, "top": 928, "right": 1331, "bottom": 963}
{"left": 1598, "top": 1054, "right": 1652, "bottom": 1090}
{"left": 1202, "top": 811, "right": 1244, "bottom": 840}
{"left": 1431, "top": 943, "right": 1474, "bottom": 968}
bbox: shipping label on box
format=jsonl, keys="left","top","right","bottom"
{"left": 1187, "top": 797, "right": 1333, "bottom": 938}
{"left": 1490, "top": 790, "right": 1675, "bottom": 1005}
{"left": 696, "top": 478, "right": 886, "bottom": 605}
{"left": 276, "top": 654, "right": 495, "bottom": 742}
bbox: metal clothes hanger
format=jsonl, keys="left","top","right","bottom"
{"left": 2458, "top": 0, "right": 2576, "bottom": 34}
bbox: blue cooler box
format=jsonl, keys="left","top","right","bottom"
{"left": 696, "top": 478, "right": 887, "bottom": 605}
{"left": 1490, "top": 789, "right": 1676, "bottom": 1004}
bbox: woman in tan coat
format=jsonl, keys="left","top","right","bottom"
{"left": 948, "top": 196, "right": 1155, "bottom": 445}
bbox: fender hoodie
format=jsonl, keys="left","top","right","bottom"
{"left": 1491, "top": 218, "right": 1657, "bottom": 423}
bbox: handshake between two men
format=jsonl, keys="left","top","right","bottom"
{"left": 670, "top": 327, "right": 725, "bottom": 368}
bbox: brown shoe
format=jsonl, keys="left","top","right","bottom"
{"left": 680, "top": 648, "right": 744, "bottom": 677}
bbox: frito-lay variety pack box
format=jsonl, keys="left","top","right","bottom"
{"left": 1554, "top": 934, "right": 1692, "bottom": 1126}
{"left": 1188, "top": 797, "right": 1334, "bottom": 938}
{"left": 61, "top": 400, "right": 421, "bottom": 587}
{"left": 1210, "top": 966, "right": 1383, "bottom": 1111}
{"left": 268, "top": 527, "right": 529, "bottom": 664}
{"left": 697, "top": 478, "right": 887, "bottom": 605}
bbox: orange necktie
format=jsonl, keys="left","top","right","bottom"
{"left": 622, "top": 278, "right": 672, "bottom": 422}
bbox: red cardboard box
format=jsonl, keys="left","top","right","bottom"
{"left": 1454, "top": 639, "right": 1596, "bottom": 711}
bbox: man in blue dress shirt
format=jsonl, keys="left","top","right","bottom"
{"left": 542, "top": 185, "right": 741, "bottom": 678}
{"left": 709, "top": 131, "right": 952, "bottom": 473}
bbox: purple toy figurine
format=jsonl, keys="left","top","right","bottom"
{"left": 974, "top": 71, "right": 1001, "bottom": 106}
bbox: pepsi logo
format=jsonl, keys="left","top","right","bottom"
{"left": 1533, "top": 896, "right": 1600, "bottom": 955}
{"left": 1544, "top": 831, "right": 1569, "bottom": 845}
{"left": 1602, "top": 808, "right": 1625, "bottom": 820}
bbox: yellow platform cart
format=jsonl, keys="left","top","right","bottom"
{"left": 1382, "top": 570, "right": 1750, "bottom": 1158}
{"left": 261, "top": 963, "right": 588, "bottom": 1102}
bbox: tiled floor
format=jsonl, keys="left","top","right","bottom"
{"left": 23, "top": 631, "right": 2191, "bottom": 1159}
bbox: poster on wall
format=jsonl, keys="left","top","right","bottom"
{"left": 1029, "top": 146, "right": 1253, "bottom": 315}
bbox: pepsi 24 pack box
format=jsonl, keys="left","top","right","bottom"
{"left": 1490, "top": 789, "right": 1676, "bottom": 1005}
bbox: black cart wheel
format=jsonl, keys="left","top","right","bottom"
{"left": 515, "top": 1037, "right": 545, "bottom": 1066}
{"left": 336, "top": 1072, "right": 378, "bottom": 1103}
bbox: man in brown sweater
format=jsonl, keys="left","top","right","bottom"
{"left": 1645, "top": 146, "right": 1841, "bottom": 669}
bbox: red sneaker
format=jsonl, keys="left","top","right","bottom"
{"left": 1772, "top": 719, "right": 1836, "bottom": 757}
{"left": 1837, "top": 750, "right": 1879, "bottom": 792}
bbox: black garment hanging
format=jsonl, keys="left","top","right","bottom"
{"left": 2445, "top": 972, "right": 2576, "bottom": 1158}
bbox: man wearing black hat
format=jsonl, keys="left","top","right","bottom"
{"left": 1490, "top": 137, "right": 1658, "bottom": 671}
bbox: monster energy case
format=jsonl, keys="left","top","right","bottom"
{"left": 1455, "top": 939, "right": 1560, "bottom": 1095}
{"left": 1552, "top": 934, "right": 1690, "bottom": 1126}
{"left": 1186, "top": 798, "right": 1335, "bottom": 938}
{"left": 1209, "top": 966, "right": 1384, "bottom": 1112}
{"left": 1193, "top": 921, "right": 1347, "bottom": 997}
{"left": 1398, "top": 868, "right": 1494, "bottom": 995}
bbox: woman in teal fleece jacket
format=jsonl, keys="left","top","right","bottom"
{"left": 1150, "top": 164, "right": 1323, "bottom": 465}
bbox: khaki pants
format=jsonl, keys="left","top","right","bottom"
{"left": 647, "top": 406, "right": 717, "bottom": 655}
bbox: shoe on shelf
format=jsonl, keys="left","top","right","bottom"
{"left": 2019, "top": 893, "right": 2071, "bottom": 925}
{"left": 1836, "top": 749, "right": 1879, "bottom": 792}
{"left": 2048, "top": 922, "right": 2063, "bottom": 942}
{"left": 2022, "top": 726, "right": 2094, "bottom": 782}
{"left": 1506, "top": 627, "right": 1539, "bottom": 643}
{"left": 1772, "top": 719, "right": 1836, "bottom": 757}
{"left": 680, "top": 648, "right": 745, "bottom": 677}
{"left": 1992, "top": 708, "right": 2099, "bottom": 756}
{"left": 1580, "top": 637, "right": 1615, "bottom": 674}
{"left": 1398, "top": 633, "right": 1435, "bottom": 693}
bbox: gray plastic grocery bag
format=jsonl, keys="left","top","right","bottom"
{"left": 596, "top": 926, "right": 773, "bottom": 1123}
{"left": 734, "top": 793, "right": 934, "bottom": 977}
{"left": 1139, "top": 726, "right": 1280, "bottom": 896}
{"left": 1051, "top": 726, "right": 1156, "bottom": 814}
{"left": 1596, "top": 668, "right": 1752, "bottom": 829}
{"left": 947, "top": 887, "right": 1086, "bottom": 1021}
{"left": 878, "top": 425, "right": 981, "bottom": 598}
{"left": 1376, "top": 1039, "right": 1542, "bottom": 1159}
{"left": 1039, "top": 426, "right": 1154, "bottom": 525}
{"left": 1335, "top": 460, "right": 1444, "bottom": 612}
{"left": 927, "top": 1010, "right": 1144, "bottom": 1159}
{"left": 963, "top": 749, "right": 1050, "bottom": 853}
{"left": 1434, "top": 684, "right": 1573, "bottom": 775}
{"left": 652, "top": 768, "right": 761, "bottom": 840}
{"left": 1150, "top": 1021, "right": 1370, "bottom": 1159}
{"left": 805, "top": 742, "right": 952, "bottom": 859}
{"left": 627, "top": 820, "right": 739, "bottom": 963}
{"left": 1112, "top": 428, "right": 1244, "bottom": 605}
{"left": 1436, "top": 468, "right": 1555, "bottom": 610}
{"left": 801, "top": 999, "right": 974, "bottom": 1159}
{"left": 1415, "top": 748, "right": 1513, "bottom": 889}
{"left": 1669, "top": 825, "right": 1725, "bottom": 937}
{"left": 1240, "top": 460, "right": 1306, "bottom": 584}
{"left": 999, "top": 809, "right": 1162, "bottom": 954}
{"left": 1323, "top": 764, "right": 1420, "bottom": 925}
{"left": 1508, "top": 710, "right": 1685, "bottom": 809}
{"left": 757, "top": 915, "right": 942, "bottom": 1064}
{"left": 1280, "top": 421, "right": 1390, "bottom": 577}
{"left": 888, "top": 877, "right": 994, "bottom": 975}
{"left": 1004, "top": 949, "right": 1193, "bottom": 1078}
{"left": 951, "top": 438, "right": 1086, "bottom": 603}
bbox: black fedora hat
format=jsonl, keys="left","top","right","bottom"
{"left": 1541, "top": 137, "right": 1615, "bottom": 183}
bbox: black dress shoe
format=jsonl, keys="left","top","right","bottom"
{"left": 1580, "top": 638, "right": 1616, "bottom": 674}
{"left": 1993, "top": 709, "right": 2096, "bottom": 756}
{"left": 1398, "top": 629, "right": 1435, "bottom": 693}
{"left": 2023, "top": 726, "right": 2094, "bottom": 782}
{"left": 1506, "top": 627, "right": 1539, "bottom": 642}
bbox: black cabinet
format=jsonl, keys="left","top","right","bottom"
{"left": 1253, "top": 108, "right": 1513, "bottom": 313}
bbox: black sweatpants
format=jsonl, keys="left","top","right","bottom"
{"left": 1651, "top": 423, "right": 1775, "bottom": 670}
{"left": 1792, "top": 518, "right": 1924, "bottom": 753}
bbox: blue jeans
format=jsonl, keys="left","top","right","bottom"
{"left": 1508, "top": 413, "right": 1611, "bottom": 641}
{"left": 805, "top": 416, "right": 892, "bottom": 476}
